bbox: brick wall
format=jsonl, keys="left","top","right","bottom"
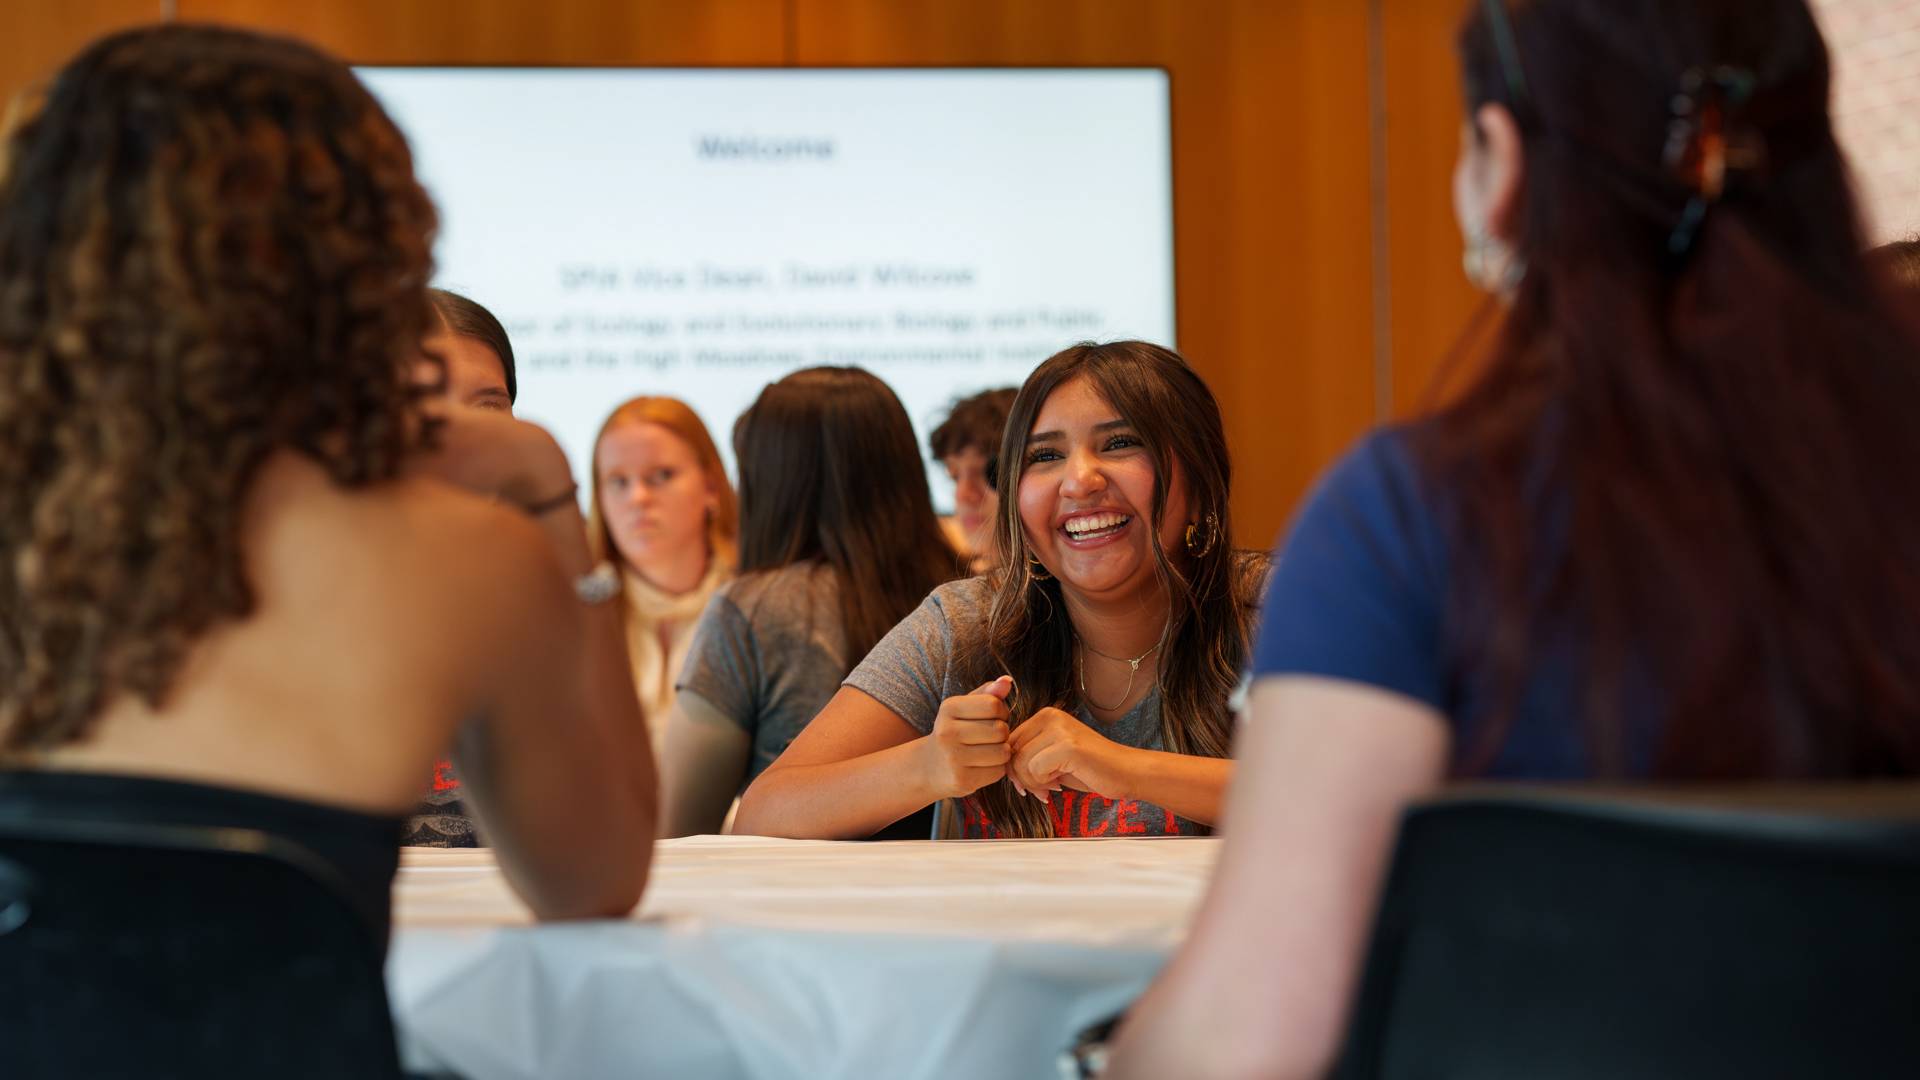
{"left": 1812, "top": 0, "right": 1920, "bottom": 243}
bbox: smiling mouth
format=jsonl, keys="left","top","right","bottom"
{"left": 1061, "top": 511, "right": 1132, "bottom": 542}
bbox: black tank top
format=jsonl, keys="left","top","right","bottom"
{"left": 0, "top": 769, "right": 403, "bottom": 949}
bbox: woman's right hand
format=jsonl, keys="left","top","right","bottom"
{"left": 920, "top": 676, "right": 1014, "bottom": 798}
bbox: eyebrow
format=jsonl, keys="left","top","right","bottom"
{"left": 1026, "top": 418, "right": 1133, "bottom": 444}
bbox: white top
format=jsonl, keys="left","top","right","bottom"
{"left": 620, "top": 559, "right": 727, "bottom": 754}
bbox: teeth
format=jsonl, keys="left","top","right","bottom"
{"left": 1064, "top": 512, "right": 1130, "bottom": 536}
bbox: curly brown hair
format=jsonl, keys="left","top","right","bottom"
{"left": 0, "top": 25, "right": 439, "bottom": 753}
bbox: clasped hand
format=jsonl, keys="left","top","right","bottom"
{"left": 922, "top": 676, "right": 1132, "bottom": 802}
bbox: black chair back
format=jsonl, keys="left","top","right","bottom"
{"left": 1333, "top": 787, "right": 1920, "bottom": 1080}
{"left": 0, "top": 818, "right": 402, "bottom": 1079}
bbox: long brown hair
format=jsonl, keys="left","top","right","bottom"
{"left": 1434, "top": 0, "right": 1920, "bottom": 777}
{"left": 0, "top": 26, "right": 437, "bottom": 753}
{"left": 974, "top": 341, "right": 1261, "bottom": 837}
{"left": 587, "top": 395, "right": 740, "bottom": 580}
{"left": 732, "top": 367, "right": 959, "bottom": 667}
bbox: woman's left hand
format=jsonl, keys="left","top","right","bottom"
{"left": 1008, "top": 707, "right": 1136, "bottom": 802}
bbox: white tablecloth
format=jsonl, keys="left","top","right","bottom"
{"left": 387, "top": 835, "right": 1221, "bottom": 1080}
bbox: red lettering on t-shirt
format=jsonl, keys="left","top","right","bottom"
{"left": 1116, "top": 800, "right": 1148, "bottom": 835}
{"left": 1160, "top": 804, "right": 1181, "bottom": 835}
{"left": 430, "top": 760, "right": 461, "bottom": 793}
{"left": 1079, "top": 794, "right": 1113, "bottom": 837}
{"left": 1048, "top": 790, "right": 1077, "bottom": 835}
{"left": 961, "top": 797, "right": 1002, "bottom": 839}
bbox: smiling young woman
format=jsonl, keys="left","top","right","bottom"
{"left": 732, "top": 342, "right": 1266, "bottom": 840}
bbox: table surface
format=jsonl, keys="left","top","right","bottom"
{"left": 388, "top": 835, "right": 1221, "bottom": 1080}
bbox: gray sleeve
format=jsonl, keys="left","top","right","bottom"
{"left": 843, "top": 590, "right": 955, "bottom": 736}
{"left": 675, "top": 593, "right": 759, "bottom": 735}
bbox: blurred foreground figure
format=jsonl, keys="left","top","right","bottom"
{"left": 0, "top": 25, "right": 656, "bottom": 923}
{"left": 1111, "top": 1, "right": 1920, "bottom": 1076}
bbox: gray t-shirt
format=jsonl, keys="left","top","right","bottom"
{"left": 844, "top": 576, "right": 1206, "bottom": 838}
{"left": 677, "top": 562, "right": 851, "bottom": 785}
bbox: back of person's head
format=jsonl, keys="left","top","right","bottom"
{"left": 929, "top": 387, "right": 1017, "bottom": 464}
{"left": 733, "top": 366, "right": 958, "bottom": 665}
{"left": 429, "top": 288, "right": 517, "bottom": 404}
{"left": 1441, "top": 0, "right": 1920, "bottom": 777}
{"left": 0, "top": 25, "right": 436, "bottom": 753}
{"left": 586, "top": 395, "right": 738, "bottom": 574}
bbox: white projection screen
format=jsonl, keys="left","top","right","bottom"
{"left": 359, "top": 68, "right": 1175, "bottom": 509}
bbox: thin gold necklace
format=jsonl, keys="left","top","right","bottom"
{"left": 1077, "top": 629, "right": 1166, "bottom": 713}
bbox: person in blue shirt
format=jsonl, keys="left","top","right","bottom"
{"left": 1110, "top": 1, "right": 1920, "bottom": 1076}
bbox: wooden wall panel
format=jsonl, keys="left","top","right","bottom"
{"left": 1382, "top": 0, "right": 1485, "bottom": 416}
{"left": 173, "top": 0, "right": 788, "bottom": 65}
{"left": 794, "top": 0, "right": 1378, "bottom": 547}
{"left": 0, "top": 1, "right": 161, "bottom": 108}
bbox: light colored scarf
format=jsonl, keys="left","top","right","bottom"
{"left": 621, "top": 558, "right": 727, "bottom": 756}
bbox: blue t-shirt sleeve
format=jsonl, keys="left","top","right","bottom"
{"left": 1253, "top": 429, "right": 1449, "bottom": 710}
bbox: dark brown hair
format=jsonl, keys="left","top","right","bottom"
{"left": 928, "top": 387, "right": 1017, "bottom": 462}
{"left": 972, "top": 341, "right": 1262, "bottom": 837}
{"left": 0, "top": 25, "right": 438, "bottom": 752}
{"left": 430, "top": 288, "right": 516, "bottom": 403}
{"left": 1436, "top": 0, "right": 1920, "bottom": 777}
{"left": 732, "top": 367, "right": 959, "bottom": 668}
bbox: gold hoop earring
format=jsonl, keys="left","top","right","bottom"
{"left": 1027, "top": 556, "right": 1053, "bottom": 582}
{"left": 1184, "top": 513, "right": 1219, "bottom": 558}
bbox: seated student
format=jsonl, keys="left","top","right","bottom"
{"left": 0, "top": 25, "right": 655, "bottom": 929}
{"left": 406, "top": 288, "right": 522, "bottom": 847}
{"left": 1108, "top": 2, "right": 1920, "bottom": 1076}
{"left": 426, "top": 287, "right": 518, "bottom": 414}
{"left": 734, "top": 342, "right": 1265, "bottom": 840}
{"left": 587, "top": 396, "right": 739, "bottom": 756}
{"left": 929, "top": 387, "right": 1018, "bottom": 573}
{"left": 659, "top": 368, "right": 959, "bottom": 837}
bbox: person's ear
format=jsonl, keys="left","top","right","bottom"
{"left": 1474, "top": 102, "right": 1526, "bottom": 243}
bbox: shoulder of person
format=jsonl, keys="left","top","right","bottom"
{"left": 1277, "top": 422, "right": 1443, "bottom": 550}
{"left": 924, "top": 573, "right": 998, "bottom": 621}
{"left": 716, "top": 560, "right": 840, "bottom": 617}
{"left": 1329, "top": 422, "right": 1434, "bottom": 509}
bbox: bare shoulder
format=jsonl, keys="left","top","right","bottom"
{"left": 244, "top": 455, "right": 572, "bottom": 664}
{"left": 53, "top": 454, "right": 578, "bottom": 809}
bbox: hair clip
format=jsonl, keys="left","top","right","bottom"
{"left": 1663, "top": 65, "right": 1765, "bottom": 256}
